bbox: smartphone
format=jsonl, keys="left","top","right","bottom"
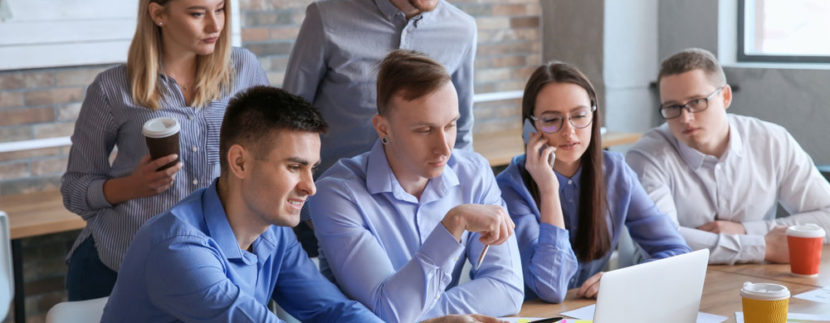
{"left": 522, "top": 119, "right": 554, "bottom": 168}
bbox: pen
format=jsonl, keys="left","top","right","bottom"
{"left": 476, "top": 245, "right": 489, "bottom": 269}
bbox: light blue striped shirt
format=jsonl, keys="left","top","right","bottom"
{"left": 61, "top": 47, "right": 269, "bottom": 271}
{"left": 283, "top": 0, "right": 477, "bottom": 175}
{"left": 309, "top": 140, "right": 524, "bottom": 323}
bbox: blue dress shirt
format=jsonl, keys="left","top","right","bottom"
{"left": 495, "top": 151, "right": 690, "bottom": 303}
{"left": 309, "top": 140, "right": 524, "bottom": 323}
{"left": 101, "top": 181, "right": 382, "bottom": 323}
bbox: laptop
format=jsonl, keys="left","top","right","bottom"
{"left": 593, "top": 248, "right": 710, "bottom": 322}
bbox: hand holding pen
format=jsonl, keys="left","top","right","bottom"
{"left": 439, "top": 204, "right": 515, "bottom": 269}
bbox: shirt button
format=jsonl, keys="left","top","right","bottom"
{"left": 568, "top": 180, "right": 573, "bottom": 185}
{"left": 192, "top": 179, "right": 199, "bottom": 185}
{"left": 188, "top": 115, "right": 194, "bottom": 120}
{"left": 191, "top": 146, "right": 198, "bottom": 152}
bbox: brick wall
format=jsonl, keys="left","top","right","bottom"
{"left": 0, "top": 0, "right": 540, "bottom": 321}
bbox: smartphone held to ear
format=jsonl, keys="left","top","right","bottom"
{"left": 522, "top": 119, "right": 554, "bottom": 168}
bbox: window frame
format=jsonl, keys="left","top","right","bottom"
{"left": 737, "top": 0, "right": 830, "bottom": 64}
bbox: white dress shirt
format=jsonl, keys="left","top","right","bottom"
{"left": 626, "top": 114, "right": 830, "bottom": 264}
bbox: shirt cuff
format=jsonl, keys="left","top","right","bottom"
{"left": 742, "top": 220, "right": 772, "bottom": 236}
{"left": 86, "top": 178, "right": 113, "bottom": 210}
{"left": 538, "top": 222, "right": 571, "bottom": 250}
{"left": 419, "top": 224, "right": 465, "bottom": 272}
{"left": 737, "top": 234, "right": 766, "bottom": 263}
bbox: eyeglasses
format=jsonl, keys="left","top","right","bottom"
{"left": 530, "top": 105, "right": 596, "bottom": 134}
{"left": 659, "top": 86, "right": 724, "bottom": 119}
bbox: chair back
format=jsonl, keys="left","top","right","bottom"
{"left": 45, "top": 296, "right": 109, "bottom": 323}
{"left": 0, "top": 211, "right": 13, "bottom": 319}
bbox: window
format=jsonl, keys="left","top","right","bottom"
{"left": 0, "top": 0, "right": 241, "bottom": 71}
{"left": 738, "top": 0, "right": 830, "bottom": 63}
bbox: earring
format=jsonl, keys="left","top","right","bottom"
{"left": 156, "top": 21, "right": 163, "bottom": 26}
{"left": 381, "top": 137, "right": 389, "bottom": 144}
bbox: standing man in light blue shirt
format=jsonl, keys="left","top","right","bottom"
{"left": 284, "top": 0, "right": 476, "bottom": 175}
{"left": 101, "top": 86, "right": 383, "bottom": 322}
{"left": 309, "top": 50, "right": 524, "bottom": 323}
{"left": 284, "top": 0, "right": 478, "bottom": 255}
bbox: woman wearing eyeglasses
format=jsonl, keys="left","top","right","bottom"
{"left": 495, "top": 62, "right": 690, "bottom": 303}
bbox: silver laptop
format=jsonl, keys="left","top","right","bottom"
{"left": 593, "top": 248, "right": 710, "bottom": 323}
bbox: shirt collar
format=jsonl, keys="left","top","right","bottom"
{"left": 374, "top": 0, "right": 434, "bottom": 23}
{"left": 676, "top": 116, "right": 743, "bottom": 170}
{"left": 203, "top": 180, "right": 244, "bottom": 259}
{"left": 202, "top": 180, "right": 277, "bottom": 261}
{"left": 555, "top": 164, "right": 583, "bottom": 188}
{"left": 365, "top": 139, "right": 459, "bottom": 203}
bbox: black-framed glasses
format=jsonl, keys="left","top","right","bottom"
{"left": 659, "top": 86, "right": 725, "bottom": 119}
{"left": 530, "top": 105, "right": 596, "bottom": 134}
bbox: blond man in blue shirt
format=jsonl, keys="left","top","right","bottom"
{"left": 310, "top": 50, "right": 524, "bottom": 323}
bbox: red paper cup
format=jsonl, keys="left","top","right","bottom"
{"left": 786, "top": 224, "right": 825, "bottom": 277}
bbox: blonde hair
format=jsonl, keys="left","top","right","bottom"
{"left": 127, "top": 0, "right": 234, "bottom": 110}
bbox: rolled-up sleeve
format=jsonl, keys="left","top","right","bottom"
{"left": 61, "top": 76, "right": 118, "bottom": 219}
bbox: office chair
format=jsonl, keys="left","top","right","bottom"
{"left": 0, "top": 211, "right": 12, "bottom": 319}
{"left": 45, "top": 296, "right": 108, "bottom": 323}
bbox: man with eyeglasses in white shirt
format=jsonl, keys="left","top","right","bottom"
{"left": 626, "top": 48, "right": 830, "bottom": 265}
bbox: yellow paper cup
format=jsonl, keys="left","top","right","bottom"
{"left": 740, "top": 282, "right": 789, "bottom": 323}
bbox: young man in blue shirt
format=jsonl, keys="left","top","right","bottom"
{"left": 309, "top": 50, "right": 524, "bottom": 323}
{"left": 101, "top": 86, "right": 381, "bottom": 322}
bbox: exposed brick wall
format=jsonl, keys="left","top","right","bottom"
{"left": 0, "top": 0, "right": 540, "bottom": 320}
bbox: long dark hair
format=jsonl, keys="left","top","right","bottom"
{"left": 519, "top": 61, "right": 609, "bottom": 262}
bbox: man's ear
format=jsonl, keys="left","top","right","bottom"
{"left": 372, "top": 114, "right": 390, "bottom": 139}
{"left": 227, "top": 144, "right": 250, "bottom": 180}
{"left": 722, "top": 84, "right": 733, "bottom": 110}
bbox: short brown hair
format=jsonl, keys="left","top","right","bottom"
{"left": 219, "top": 86, "right": 327, "bottom": 174}
{"left": 376, "top": 49, "right": 450, "bottom": 116}
{"left": 657, "top": 48, "right": 726, "bottom": 87}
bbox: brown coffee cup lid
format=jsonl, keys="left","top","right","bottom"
{"left": 740, "top": 282, "right": 790, "bottom": 300}
{"left": 142, "top": 117, "right": 180, "bottom": 138}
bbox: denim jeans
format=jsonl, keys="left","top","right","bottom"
{"left": 66, "top": 236, "right": 118, "bottom": 301}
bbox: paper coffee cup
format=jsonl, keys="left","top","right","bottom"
{"left": 142, "top": 117, "right": 181, "bottom": 171}
{"left": 786, "top": 223, "right": 825, "bottom": 277}
{"left": 740, "top": 282, "right": 789, "bottom": 323}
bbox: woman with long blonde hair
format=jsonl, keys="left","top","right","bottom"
{"left": 61, "top": 0, "right": 268, "bottom": 300}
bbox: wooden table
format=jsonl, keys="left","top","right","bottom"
{"left": 708, "top": 249, "right": 830, "bottom": 288}
{"left": 518, "top": 246, "right": 830, "bottom": 322}
{"left": 0, "top": 190, "right": 85, "bottom": 323}
{"left": 473, "top": 129, "right": 642, "bottom": 167}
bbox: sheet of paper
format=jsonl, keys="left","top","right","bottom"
{"left": 794, "top": 287, "right": 830, "bottom": 304}
{"left": 735, "top": 312, "right": 830, "bottom": 322}
{"left": 560, "top": 304, "right": 594, "bottom": 320}
{"left": 501, "top": 318, "right": 544, "bottom": 323}
{"left": 697, "top": 312, "right": 727, "bottom": 323}
{"left": 561, "top": 304, "right": 726, "bottom": 323}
